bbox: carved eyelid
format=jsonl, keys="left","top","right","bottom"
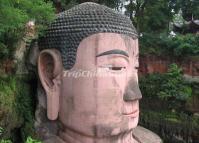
{"left": 110, "top": 66, "right": 126, "bottom": 71}
{"left": 100, "top": 64, "right": 126, "bottom": 68}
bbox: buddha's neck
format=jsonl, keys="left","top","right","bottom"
{"left": 59, "top": 128, "right": 137, "bottom": 143}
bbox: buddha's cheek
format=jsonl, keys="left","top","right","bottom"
{"left": 90, "top": 88, "right": 130, "bottom": 137}
{"left": 94, "top": 89, "right": 123, "bottom": 122}
{"left": 59, "top": 85, "right": 130, "bottom": 137}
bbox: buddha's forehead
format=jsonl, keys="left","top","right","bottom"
{"left": 78, "top": 33, "right": 138, "bottom": 56}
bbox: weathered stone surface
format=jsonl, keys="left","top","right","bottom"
{"left": 132, "top": 126, "right": 162, "bottom": 143}
{"left": 34, "top": 83, "right": 60, "bottom": 141}
{"left": 13, "top": 20, "right": 36, "bottom": 75}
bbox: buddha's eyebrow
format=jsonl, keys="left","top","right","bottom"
{"left": 96, "top": 49, "right": 129, "bottom": 57}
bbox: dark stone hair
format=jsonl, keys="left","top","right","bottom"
{"left": 38, "top": 2, "right": 138, "bottom": 69}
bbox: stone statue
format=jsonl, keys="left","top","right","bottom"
{"left": 33, "top": 2, "right": 162, "bottom": 143}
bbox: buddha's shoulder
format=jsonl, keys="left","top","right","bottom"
{"left": 132, "top": 126, "right": 163, "bottom": 143}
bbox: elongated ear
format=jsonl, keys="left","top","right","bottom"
{"left": 38, "top": 49, "right": 63, "bottom": 120}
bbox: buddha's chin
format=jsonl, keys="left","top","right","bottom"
{"left": 90, "top": 119, "right": 139, "bottom": 138}
{"left": 128, "top": 116, "right": 139, "bottom": 129}
{"left": 60, "top": 114, "right": 139, "bottom": 138}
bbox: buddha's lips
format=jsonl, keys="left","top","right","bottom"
{"left": 122, "top": 110, "right": 139, "bottom": 118}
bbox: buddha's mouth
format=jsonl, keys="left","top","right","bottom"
{"left": 122, "top": 109, "right": 139, "bottom": 118}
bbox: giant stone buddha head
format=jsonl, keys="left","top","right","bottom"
{"left": 37, "top": 2, "right": 142, "bottom": 143}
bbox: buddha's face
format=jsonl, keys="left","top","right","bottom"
{"left": 59, "top": 33, "right": 142, "bottom": 137}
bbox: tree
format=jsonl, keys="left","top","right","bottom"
{"left": 0, "top": 0, "right": 55, "bottom": 60}
{"left": 125, "top": 0, "right": 174, "bottom": 34}
{"left": 179, "top": 0, "right": 199, "bottom": 21}
{"left": 54, "top": 0, "right": 123, "bottom": 11}
{"left": 125, "top": 0, "right": 147, "bottom": 33}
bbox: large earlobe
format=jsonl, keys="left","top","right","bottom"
{"left": 38, "top": 49, "right": 63, "bottom": 120}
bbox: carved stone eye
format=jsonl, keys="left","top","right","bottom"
{"left": 109, "top": 67, "right": 126, "bottom": 71}
{"left": 135, "top": 66, "right": 139, "bottom": 70}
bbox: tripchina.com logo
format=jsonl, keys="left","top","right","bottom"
{"left": 63, "top": 67, "right": 126, "bottom": 78}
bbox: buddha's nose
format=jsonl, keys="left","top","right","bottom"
{"left": 123, "top": 79, "right": 142, "bottom": 101}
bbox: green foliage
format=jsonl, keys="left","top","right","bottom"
{"left": 139, "top": 64, "right": 192, "bottom": 109}
{"left": 170, "top": 34, "right": 199, "bottom": 57}
{"left": 0, "top": 127, "right": 4, "bottom": 136}
{"left": 125, "top": 0, "right": 173, "bottom": 33}
{"left": 157, "top": 64, "right": 192, "bottom": 101}
{"left": 142, "top": 0, "right": 172, "bottom": 33}
{"left": 0, "top": 0, "right": 55, "bottom": 34}
{"left": 0, "top": 0, "right": 55, "bottom": 60}
{"left": 0, "top": 75, "right": 17, "bottom": 112}
{"left": 140, "top": 33, "right": 199, "bottom": 57}
{"left": 0, "top": 75, "right": 37, "bottom": 142}
{"left": 139, "top": 109, "right": 199, "bottom": 143}
{"left": 54, "top": 0, "right": 197, "bottom": 35}
{"left": 0, "top": 140, "right": 12, "bottom": 143}
{"left": 0, "top": 43, "right": 9, "bottom": 59}
{"left": 139, "top": 33, "right": 168, "bottom": 56}
{"left": 124, "top": 0, "right": 199, "bottom": 34}
{"left": 15, "top": 78, "right": 36, "bottom": 141}
{"left": 0, "top": 137, "right": 41, "bottom": 143}
{"left": 60, "top": 0, "right": 78, "bottom": 10}
{"left": 60, "top": 0, "right": 123, "bottom": 10}
{"left": 16, "top": 0, "right": 55, "bottom": 32}
{"left": 25, "top": 137, "right": 41, "bottom": 143}
{"left": 0, "top": 75, "right": 23, "bottom": 140}
{"left": 178, "top": 0, "right": 199, "bottom": 20}
{"left": 0, "top": 1, "right": 28, "bottom": 33}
